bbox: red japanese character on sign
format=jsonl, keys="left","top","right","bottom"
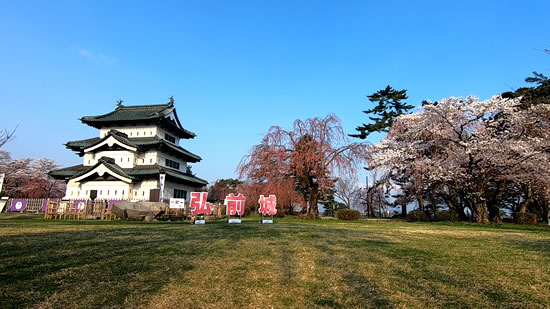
{"left": 225, "top": 193, "right": 246, "bottom": 216}
{"left": 190, "top": 192, "right": 211, "bottom": 215}
{"left": 258, "top": 195, "right": 277, "bottom": 216}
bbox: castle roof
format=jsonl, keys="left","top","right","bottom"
{"left": 49, "top": 159, "right": 208, "bottom": 187}
{"left": 80, "top": 102, "right": 196, "bottom": 138}
{"left": 65, "top": 130, "right": 202, "bottom": 163}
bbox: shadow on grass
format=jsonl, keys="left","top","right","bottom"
{"left": 0, "top": 220, "right": 290, "bottom": 308}
{"left": 2, "top": 216, "right": 549, "bottom": 308}
{"left": 503, "top": 237, "right": 550, "bottom": 258}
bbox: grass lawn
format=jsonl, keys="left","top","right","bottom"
{"left": 1, "top": 214, "right": 549, "bottom": 308}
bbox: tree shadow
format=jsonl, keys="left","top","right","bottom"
{"left": 0, "top": 225, "right": 220, "bottom": 307}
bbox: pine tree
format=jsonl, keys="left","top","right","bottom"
{"left": 349, "top": 85, "right": 414, "bottom": 139}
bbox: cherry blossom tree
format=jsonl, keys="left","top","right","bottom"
{"left": 0, "top": 151, "right": 65, "bottom": 198}
{"left": 370, "top": 95, "right": 549, "bottom": 223}
{"left": 238, "top": 114, "right": 367, "bottom": 217}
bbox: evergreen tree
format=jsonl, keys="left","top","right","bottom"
{"left": 321, "top": 190, "right": 348, "bottom": 217}
{"left": 502, "top": 71, "right": 550, "bottom": 108}
{"left": 350, "top": 85, "right": 414, "bottom": 139}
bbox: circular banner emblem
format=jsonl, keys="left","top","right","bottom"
{"left": 15, "top": 201, "right": 23, "bottom": 210}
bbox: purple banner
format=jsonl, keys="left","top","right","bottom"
{"left": 10, "top": 199, "right": 27, "bottom": 212}
{"left": 74, "top": 200, "right": 87, "bottom": 213}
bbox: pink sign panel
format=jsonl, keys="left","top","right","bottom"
{"left": 190, "top": 192, "right": 211, "bottom": 215}
{"left": 258, "top": 195, "right": 277, "bottom": 216}
{"left": 10, "top": 199, "right": 27, "bottom": 212}
{"left": 225, "top": 193, "right": 246, "bottom": 216}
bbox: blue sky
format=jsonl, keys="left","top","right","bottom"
{"left": 1, "top": 0, "right": 548, "bottom": 183}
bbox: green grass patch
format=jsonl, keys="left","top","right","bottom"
{"left": 0, "top": 214, "right": 549, "bottom": 308}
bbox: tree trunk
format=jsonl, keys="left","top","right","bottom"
{"left": 443, "top": 195, "right": 457, "bottom": 216}
{"left": 414, "top": 172, "right": 425, "bottom": 212}
{"left": 416, "top": 193, "right": 425, "bottom": 212}
{"left": 487, "top": 184, "right": 505, "bottom": 223}
{"left": 488, "top": 204, "right": 502, "bottom": 223}
{"left": 519, "top": 184, "right": 532, "bottom": 213}
{"left": 471, "top": 199, "right": 489, "bottom": 224}
{"left": 307, "top": 189, "right": 319, "bottom": 217}
{"left": 401, "top": 203, "right": 407, "bottom": 217}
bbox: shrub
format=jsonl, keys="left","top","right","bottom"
{"left": 335, "top": 209, "right": 361, "bottom": 221}
{"left": 432, "top": 210, "right": 450, "bottom": 221}
{"left": 433, "top": 210, "right": 459, "bottom": 222}
{"left": 407, "top": 210, "right": 430, "bottom": 222}
{"left": 275, "top": 208, "right": 285, "bottom": 218}
{"left": 513, "top": 212, "right": 538, "bottom": 224}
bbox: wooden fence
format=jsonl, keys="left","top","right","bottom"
{"left": 3, "top": 198, "right": 226, "bottom": 221}
{"left": 2, "top": 198, "right": 51, "bottom": 213}
{"left": 1, "top": 198, "right": 150, "bottom": 213}
{"left": 44, "top": 200, "right": 116, "bottom": 220}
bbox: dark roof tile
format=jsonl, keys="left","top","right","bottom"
{"left": 49, "top": 163, "right": 207, "bottom": 186}
{"left": 79, "top": 102, "right": 196, "bottom": 138}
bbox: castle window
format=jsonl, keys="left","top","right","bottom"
{"left": 130, "top": 132, "right": 132, "bottom": 136}
{"left": 122, "top": 190, "right": 125, "bottom": 196}
{"left": 174, "top": 189, "right": 187, "bottom": 199}
{"left": 150, "top": 131, "right": 153, "bottom": 135}
{"left": 100, "top": 190, "right": 103, "bottom": 195}
{"left": 164, "top": 133, "right": 176, "bottom": 143}
{"left": 127, "top": 157, "right": 130, "bottom": 162}
{"left": 142, "top": 191, "right": 145, "bottom": 196}
{"left": 136, "top": 132, "right": 139, "bottom": 136}
{"left": 120, "top": 158, "right": 123, "bottom": 162}
{"left": 150, "top": 158, "right": 153, "bottom": 163}
{"left": 115, "top": 190, "right": 117, "bottom": 195}
{"left": 165, "top": 159, "right": 180, "bottom": 170}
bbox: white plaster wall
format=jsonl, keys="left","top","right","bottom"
{"left": 64, "top": 180, "right": 131, "bottom": 199}
{"left": 162, "top": 180, "right": 197, "bottom": 200}
{"left": 157, "top": 127, "right": 181, "bottom": 145}
{"left": 157, "top": 152, "right": 187, "bottom": 172}
{"left": 135, "top": 151, "right": 158, "bottom": 166}
{"left": 99, "top": 126, "right": 158, "bottom": 139}
{"left": 84, "top": 150, "right": 136, "bottom": 168}
{"left": 98, "top": 123, "right": 187, "bottom": 144}
{"left": 83, "top": 153, "right": 95, "bottom": 166}
{"left": 130, "top": 179, "right": 158, "bottom": 200}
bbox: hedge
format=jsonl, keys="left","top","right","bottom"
{"left": 513, "top": 212, "right": 538, "bottom": 224}
{"left": 336, "top": 209, "right": 361, "bottom": 220}
{"left": 407, "top": 210, "right": 430, "bottom": 222}
{"left": 433, "top": 210, "right": 459, "bottom": 222}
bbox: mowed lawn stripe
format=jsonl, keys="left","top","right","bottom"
{"left": 0, "top": 214, "right": 549, "bottom": 308}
